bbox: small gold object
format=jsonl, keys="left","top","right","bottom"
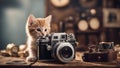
{"left": 6, "top": 43, "right": 19, "bottom": 57}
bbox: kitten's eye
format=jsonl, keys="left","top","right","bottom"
{"left": 45, "top": 29, "right": 47, "bottom": 31}
{"left": 37, "top": 28, "right": 41, "bottom": 32}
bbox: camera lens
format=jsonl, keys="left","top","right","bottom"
{"left": 60, "top": 46, "right": 72, "bottom": 58}
{"left": 52, "top": 42, "right": 75, "bottom": 63}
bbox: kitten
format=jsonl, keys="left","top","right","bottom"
{"left": 25, "top": 14, "right": 52, "bottom": 62}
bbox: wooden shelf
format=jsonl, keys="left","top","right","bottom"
{"left": 76, "top": 30, "right": 101, "bottom": 35}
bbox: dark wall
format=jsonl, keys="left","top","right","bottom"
{"left": 46, "top": 0, "right": 120, "bottom": 50}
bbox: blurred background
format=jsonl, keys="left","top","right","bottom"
{"left": 0, "top": 0, "right": 45, "bottom": 49}
{"left": 0, "top": 0, "right": 120, "bottom": 50}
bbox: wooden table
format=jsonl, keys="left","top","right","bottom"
{"left": 1, "top": 55, "right": 120, "bottom": 68}
{"left": 0, "top": 56, "right": 31, "bottom": 68}
{"left": 32, "top": 60, "right": 120, "bottom": 68}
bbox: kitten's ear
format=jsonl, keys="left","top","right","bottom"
{"left": 46, "top": 15, "right": 52, "bottom": 26}
{"left": 27, "top": 14, "right": 35, "bottom": 26}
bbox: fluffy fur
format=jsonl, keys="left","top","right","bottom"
{"left": 25, "top": 14, "right": 52, "bottom": 62}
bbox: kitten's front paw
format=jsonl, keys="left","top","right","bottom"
{"left": 26, "top": 56, "right": 37, "bottom": 62}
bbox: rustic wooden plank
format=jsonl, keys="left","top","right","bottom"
{"left": 1, "top": 54, "right": 120, "bottom": 68}
{"left": 0, "top": 56, "right": 31, "bottom": 68}
{"left": 31, "top": 52, "right": 120, "bottom": 68}
{"left": 31, "top": 60, "right": 120, "bottom": 68}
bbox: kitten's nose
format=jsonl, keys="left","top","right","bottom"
{"left": 41, "top": 32, "right": 44, "bottom": 36}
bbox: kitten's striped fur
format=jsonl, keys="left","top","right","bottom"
{"left": 25, "top": 14, "right": 52, "bottom": 62}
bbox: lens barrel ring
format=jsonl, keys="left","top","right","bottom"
{"left": 52, "top": 42, "right": 75, "bottom": 63}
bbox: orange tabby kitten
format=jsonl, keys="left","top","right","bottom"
{"left": 25, "top": 14, "right": 52, "bottom": 62}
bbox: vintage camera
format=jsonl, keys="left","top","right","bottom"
{"left": 82, "top": 42, "right": 117, "bottom": 62}
{"left": 37, "top": 33, "right": 76, "bottom": 63}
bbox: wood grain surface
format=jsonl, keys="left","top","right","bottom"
{"left": 0, "top": 52, "right": 120, "bottom": 68}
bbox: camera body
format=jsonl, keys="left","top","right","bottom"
{"left": 82, "top": 42, "right": 117, "bottom": 62}
{"left": 37, "top": 33, "right": 76, "bottom": 63}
